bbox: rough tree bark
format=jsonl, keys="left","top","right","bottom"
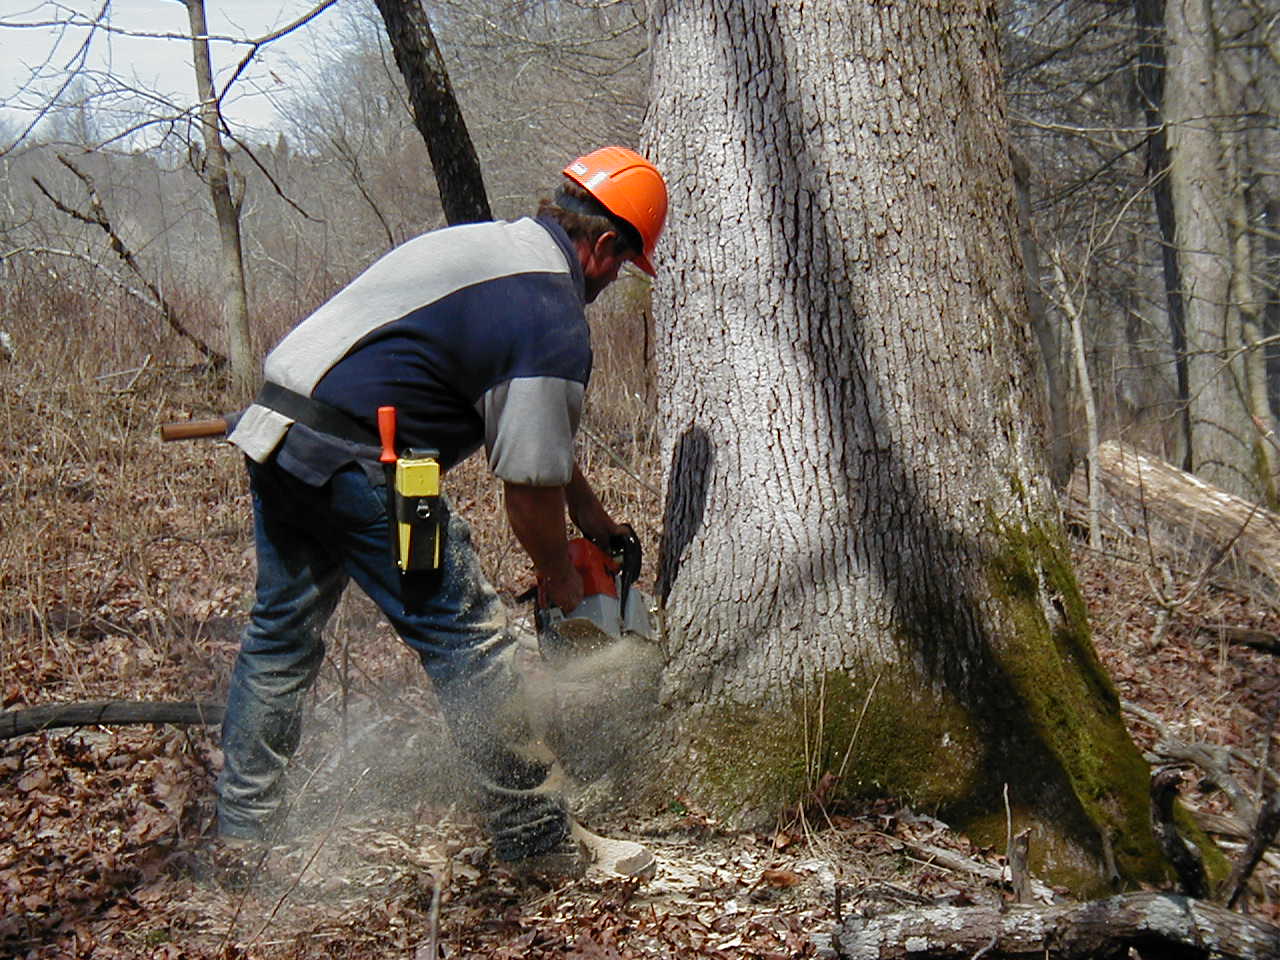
{"left": 1215, "top": 7, "right": 1278, "bottom": 509}
{"left": 638, "top": 0, "right": 1168, "bottom": 892}
{"left": 371, "top": 0, "right": 491, "bottom": 226}
{"left": 1164, "top": 0, "right": 1258, "bottom": 499}
{"left": 182, "top": 0, "right": 253, "bottom": 389}
{"left": 1011, "top": 149, "right": 1071, "bottom": 488}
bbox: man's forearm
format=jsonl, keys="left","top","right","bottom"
{"left": 504, "top": 482, "right": 571, "bottom": 575}
{"left": 504, "top": 481, "right": 584, "bottom": 613}
{"left": 564, "top": 463, "right": 619, "bottom": 544}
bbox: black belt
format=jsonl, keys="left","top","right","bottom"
{"left": 256, "top": 382, "right": 377, "bottom": 446}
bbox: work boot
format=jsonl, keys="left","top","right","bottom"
{"left": 510, "top": 820, "right": 656, "bottom": 881}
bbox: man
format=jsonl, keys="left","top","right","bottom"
{"left": 218, "top": 146, "right": 667, "bottom": 879}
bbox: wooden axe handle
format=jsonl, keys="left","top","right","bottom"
{"left": 159, "top": 418, "right": 229, "bottom": 441}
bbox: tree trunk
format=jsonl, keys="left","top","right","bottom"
{"left": 371, "top": 0, "right": 491, "bottom": 226}
{"left": 1050, "top": 250, "right": 1100, "bottom": 549}
{"left": 1265, "top": 199, "right": 1280, "bottom": 422}
{"left": 1165, "top": 0, "right": 1257, "bottom": 499}
{"left": 1216, "top": 17, "right": 1278, "bottom": 510}
{"left": 638, "top": 0, "right": 1166, "bottom": 892}
{"left": 1011, "top": 148, "right": 1072, "bottom": 488}
{"left": 184, "top": 0, "right": 252, "bottom": 391}
{"left": 1133, "top": 0, "right": 1193, "bottom": 472}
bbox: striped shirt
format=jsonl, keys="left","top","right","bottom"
{"left": 229, "top": 216, "right": 590, "bottom": 487}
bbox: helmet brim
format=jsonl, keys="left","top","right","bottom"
{"left": 632, "top": 252, "right": 656, "bottom": 277}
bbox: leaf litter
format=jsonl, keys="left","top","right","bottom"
{"left": 1, "top": 389, "right": 1276, "bottom": 956}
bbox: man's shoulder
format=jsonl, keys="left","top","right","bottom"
{"left": 390, "top": 217, "right": 570, "bottom": 278}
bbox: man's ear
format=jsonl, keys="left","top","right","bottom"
{"left": 592, "top": 231, "right": 620, "bottom": 262}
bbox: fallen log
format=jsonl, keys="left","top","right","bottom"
{"left": 823, "top": 892, "right": 1280, "bottom": 959}
{"left": 0, "top": 700, "right": 225, "bottom": 740}
{"left": 1065, "top": 441, "right": 1280, "bottom": 606}
{"left": 1194, "top": 624, "right": 1280, "bottom": 655}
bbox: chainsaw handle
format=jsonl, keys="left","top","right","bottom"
{"left": 608, "top": 524, "right": 642, "bottom": 589}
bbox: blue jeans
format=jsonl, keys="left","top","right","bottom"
{"left": 217, "top": 458, "right": 569, "bottom": 861}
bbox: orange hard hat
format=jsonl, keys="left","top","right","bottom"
{"left": 563, "top": 146, "right": 667, "bottom": 276}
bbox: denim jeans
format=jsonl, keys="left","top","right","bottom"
{"left": 216, "top": 458, "right": 569, "bottom": 861}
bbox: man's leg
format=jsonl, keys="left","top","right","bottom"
{"left": 327, "top": 466, "right": 570, "bottom": 862}
{"left": 217, "top": 460, "right": 346, "bottom": 841}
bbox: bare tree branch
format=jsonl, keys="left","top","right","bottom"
{"left": 1, "top": 0, "right": 109, "bottom": 154}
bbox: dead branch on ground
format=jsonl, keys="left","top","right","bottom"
{"left": 825, "top": 892, "right": 1280, "bottom": 959}
{"left": 0, "top": 700, "right": 224, "bottom": 739}
{"left": 1221, "top": 702, "right": 1280, "bottom": 907}
{"left": 1066, "top": 442, "right": 1280, "bottom": 609}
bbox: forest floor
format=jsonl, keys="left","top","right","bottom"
{"left": 1, "top": 363, "right": 1278, "bottom": 958}
{"left": 3, "top": 519, "right": 1276, "bottom": 959}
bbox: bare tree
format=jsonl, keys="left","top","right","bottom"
{"left": 179, "top": 0, "right": 252, "bottom": 388}
{"left": 1163, "top": 0, "right": 1257, "bottom": 499}
{"left": 370, "top": 0, "right": 490, "bottom": 225}
{"left": 0, "top": 1, "right": 338, "bottom": 379}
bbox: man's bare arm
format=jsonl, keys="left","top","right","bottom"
{"left": 504, "top": 481, "right": 582, "bottom": 613}
{"left": 564, "top": 463, "right": 624, "bottom": 546}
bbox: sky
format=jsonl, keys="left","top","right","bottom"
{"left": 0, "top": 0, "right": 340, "bottom": 139}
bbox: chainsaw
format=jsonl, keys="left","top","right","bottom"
{"left": 535, "top": 529, "right": 655, "bottom": 663}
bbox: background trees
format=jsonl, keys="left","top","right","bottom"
{"left": 1003, "top": 0, "right": 1279, "bottom": 505}
{"left": 6, "top": 0, "right": 1272, "bottom": 499}
{"left": 0, "top": 0, "right": 649, "bottom": 369}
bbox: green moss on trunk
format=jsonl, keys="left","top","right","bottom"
{"left": 673, "top": 509, "right": 1194, "bottom": 895}
{"left": 689, "top": 674, "right": 985, "bottom": 817}
{"left": 982, "top": 512, "right": 1165, "bottom": 886}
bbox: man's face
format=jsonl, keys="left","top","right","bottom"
{"left": 581, "top": 233, "right": 630, "bottom": 304}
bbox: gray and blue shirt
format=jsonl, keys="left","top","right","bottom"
{"left": 229, "top": 216, "right": 590, "bottom": 488}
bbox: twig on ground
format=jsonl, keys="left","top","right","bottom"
{"left": 1221, "top": 700, "right": 1280, "bottom": 908}
{"left": 1122, "top": 700, "right": 1257, "bottom": 821}
{"left": 422, "top": 860, "right": 449, "bottom": 959}
{"left": 250, "top": 767, "right": 372, "bottom": 946}
{"left": 892, "top": 837, "right": 1057, "bottom": 904}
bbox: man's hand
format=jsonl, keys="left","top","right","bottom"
{"left": 539, "top": 564, "right": 584, "bottom": 614}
